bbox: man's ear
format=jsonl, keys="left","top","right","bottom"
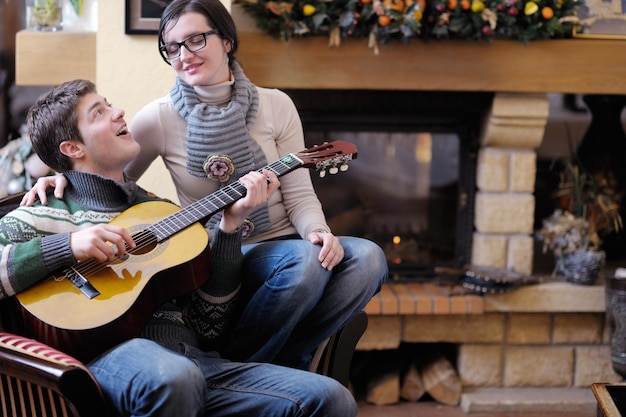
{"left": 59, "top": 141, "right": 84, "bottom": 160}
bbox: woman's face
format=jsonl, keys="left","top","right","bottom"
{"left": 162, "top": 12, "right": 231, "bottom": 86}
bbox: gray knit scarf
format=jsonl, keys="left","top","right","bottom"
{"left": 170, "top": 62, "right": 270, "bottom": 238}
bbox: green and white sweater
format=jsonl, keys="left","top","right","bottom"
{"left": 0, "top": 170, "right": 243, "bottom": 350}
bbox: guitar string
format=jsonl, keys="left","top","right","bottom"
{"left": 64, "top": 157, "right": 302, "bottom": 281}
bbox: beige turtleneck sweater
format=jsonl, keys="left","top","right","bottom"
{"left": 127, "top": 79, "right": 330, "bottom": 243}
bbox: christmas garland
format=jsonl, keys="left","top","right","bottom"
{"left": 235, "top": 0, "right": 582, "bottom": 48}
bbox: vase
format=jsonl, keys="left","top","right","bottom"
{"left": 27, "top": 0, "right": 63, "bottom": 32}
{"left": 555, "top": 250, "right": 606, "bottom": 285}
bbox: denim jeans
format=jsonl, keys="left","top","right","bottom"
{"left": 224, "top": 236, "right": 387, "bottom": 369}
{"left": 89, "top": 338, "right": 357, "bottom": 417}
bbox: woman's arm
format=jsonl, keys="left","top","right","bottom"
{"left": 125, "top": 98, "right": 172, "bottom": 182}
{"left": 268, "top": 89, "right": 329, "bottom": 237}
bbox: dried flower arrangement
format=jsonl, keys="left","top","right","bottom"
{"left": 537, "top": 158, "right": 622, "bottom": 256}
{"left": 536, "top": 156, "right": 622, "bottom": 284}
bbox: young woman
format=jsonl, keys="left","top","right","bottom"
{"left": 25, "top": 0, "right": 388, "bottom": 371}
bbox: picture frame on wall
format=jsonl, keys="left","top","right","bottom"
{"left": 573, "top": 0, "right": 626, "bottom": 39}
{"left": 125, "top": 0, "right": 173, "bottom": 34}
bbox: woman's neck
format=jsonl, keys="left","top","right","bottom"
{"left": 194, "top": 74, "right": 234, "bottom": 106}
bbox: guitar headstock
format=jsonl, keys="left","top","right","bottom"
{"left": 297, "top": 141, "right": 358, "bottom": 177}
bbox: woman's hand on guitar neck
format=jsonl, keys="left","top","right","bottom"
{"left": 220, "top": 169, "right": 280, "bottom": 233}
{"left": 21, "top": 174, "right": 68, "bottom": 206}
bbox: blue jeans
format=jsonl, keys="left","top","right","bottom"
{"left": 224, "top": 236, "right": 387, "bottom": 369}
{"left": 89, "top": 338, "right": 357, "bottom": 417}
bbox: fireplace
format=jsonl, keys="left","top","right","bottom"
{"left": 286, "top": 89, "right": 494, "bottom": 278}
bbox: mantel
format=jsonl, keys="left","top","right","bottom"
{"left": 237, "top": 32, "right": 626, "bottom": 95}
{"left": 14, "top": 30, "right": 626, "bottom": 95}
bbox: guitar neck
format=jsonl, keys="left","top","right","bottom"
{"left": 148, "top": 153, "right": 304, "bottom": 242}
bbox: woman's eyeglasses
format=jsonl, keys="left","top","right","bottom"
{"left": 159, "top": 30, "right": 220, "bottom": 63}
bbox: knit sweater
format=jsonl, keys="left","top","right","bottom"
{"left": 0, "top": 170, "right": 243, "bottom": 349}
{"left": 127, "top": 79, "right": 331, "bottom": 242}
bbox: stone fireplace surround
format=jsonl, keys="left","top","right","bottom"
{"left": 235, "top": 31, "right": 626, "bottom": 411}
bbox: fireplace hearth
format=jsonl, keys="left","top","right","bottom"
{"left": 286, "top": 89, "right": 493, "bottom": 278}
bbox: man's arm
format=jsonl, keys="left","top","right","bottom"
{"left": 0, "top": 207, "right": 135, "bottom": 299}
{"left": 182, "top": 227, "right": 244, "bottom": 349}
{"left": 0, "top": 234, "right": 67, "bottom": 298}
{"left": 182, "top": 169, "right": 280, "bottom": 347}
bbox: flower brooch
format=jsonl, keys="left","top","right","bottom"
{"left": 203, "top": 154, "right": 235, "bottom": 182}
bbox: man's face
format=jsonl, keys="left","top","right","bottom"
{"left": 72, "top": 92, "right": 140, "bottom": 179}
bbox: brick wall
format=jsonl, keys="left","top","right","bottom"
{"left": 357, "top": 281, "right": 621, "bottom": 392}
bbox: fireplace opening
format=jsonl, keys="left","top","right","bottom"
{"left": 286, "top": 89, "right": 493, "bottom": 279}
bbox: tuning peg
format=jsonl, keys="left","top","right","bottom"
{"left": 340, "top": 164, "right": 349, "bottom": 172}
{"left": 319, "top": 170, "right": 326, "bottom": 178}
{"left": 329, "top": 166, "right": 339, "bottom": 175}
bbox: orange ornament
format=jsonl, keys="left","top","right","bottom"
{"left": 384, "top": 0, "right": 406, "bottom": 11}
{"left": 448, "top": 0, "right": 458, "bottom": 9}
{"left": 361, "top": 0, "right": 373, "bottom": 4}
{"left": 378, "top": 14, "right": 392, "bottom": 26}
{"left": 541, "top": 6, "right": 554, "bottom": 18}
{"left": 460, "top": 0, "right": 471, "bottom": 10}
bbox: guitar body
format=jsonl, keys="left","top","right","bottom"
{"left": 15, "top": 201, "right": 211, "bottom": 362}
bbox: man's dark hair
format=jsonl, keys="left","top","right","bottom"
{"left": 26, "top": 79, "right": 96, "bottom": 172}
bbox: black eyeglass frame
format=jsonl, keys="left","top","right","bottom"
{"left": 159, "top": 30, "right": 220, "bottom": 64}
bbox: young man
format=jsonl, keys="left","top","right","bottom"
{"left": 0, "top": 80, "right": 357, "bottom": 417}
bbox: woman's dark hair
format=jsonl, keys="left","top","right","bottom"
{"left": 26, "top": 79, "right": 95, "bottom": 173}
{"left": 158, "top": 0, "right": 238, "bottom": 68}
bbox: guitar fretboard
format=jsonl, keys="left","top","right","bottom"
{"left": 147, "top": 153, "right": 304, "bottom": 242}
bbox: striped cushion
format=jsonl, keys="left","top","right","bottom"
{"left": 0, "top": 332, "right": 87, "bottom": 369}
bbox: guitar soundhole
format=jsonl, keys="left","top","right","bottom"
{"left": 129, "top": 230, "right": 158, "bottom": 255}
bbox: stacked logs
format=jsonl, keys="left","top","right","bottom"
{"left": 351, "top": 344, "right": 461, "bottom": 406}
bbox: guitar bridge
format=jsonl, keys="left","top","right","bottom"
{"left": 65, "top": 267, "right": 101, "bottom": 299}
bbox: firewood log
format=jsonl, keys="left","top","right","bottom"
{"left": 421, "top": 355, "right": 461, "bottom": 406}
{"left": 400, "top": 361, "right": 425, "bottom": 402}
{"left": 365, "top": 370, "right": 400, "bottom": 406}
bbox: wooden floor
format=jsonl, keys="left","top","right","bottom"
{"left": 357, "top": 401, "right": 596, "bottom": 417}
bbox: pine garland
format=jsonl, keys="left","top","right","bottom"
{"left": 236, "top": 0, "right": 582, "bottom": 46}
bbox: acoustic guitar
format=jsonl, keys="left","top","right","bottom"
{"left": 14, "top": 141, "right": 357, "bottom": 362}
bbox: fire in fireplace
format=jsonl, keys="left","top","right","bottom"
{"left": 286, "top": 89, "right": 493, "bottom": 279}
